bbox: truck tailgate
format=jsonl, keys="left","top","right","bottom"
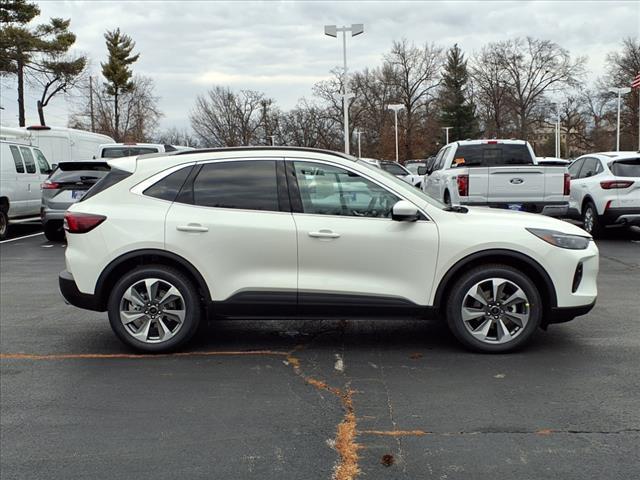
{"left": 485, "top": 166, "right": 564, "bottom": 203}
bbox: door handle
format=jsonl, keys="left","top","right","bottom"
{"left": 308, "top": 229, "right": 341, "bottom": 239}
{"left": 176, "top": 224, "right": 208, "bottom": 233}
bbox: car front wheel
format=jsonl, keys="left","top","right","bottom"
{"left": 582, "top": 201, "right": 602, "bottom": 238}
{"left": 107, "top": 265, "right": 202, "bottom": 352}
{"left": 445, "top": 264, "right": 542, "bottom": 353}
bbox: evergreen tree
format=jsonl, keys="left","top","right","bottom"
{"left": 439, "top": 44, "right": 478, "bottom": 142}
{"left": 0, "top": 0, "right": 84, "bottom": 126}
{"left": 101, "top": 28, "right": 139, "bottom": 141}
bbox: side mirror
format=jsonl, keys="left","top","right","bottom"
{"left": 417, "top": 166, "right": 428, "bottom": 175}
{"left": 391, "top": 200, "right": 420, "bottom": 222}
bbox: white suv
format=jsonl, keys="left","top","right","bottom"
{"left": 59, "top": 147, "right": 599, "bottom": 353}
{"left": 568, "top": 152, "right": 640, "bottom": 237}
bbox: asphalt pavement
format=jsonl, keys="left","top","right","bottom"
{"left": 1, "top": 227, "right": 639, "bottom": 479}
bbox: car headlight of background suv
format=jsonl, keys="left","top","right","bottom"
{"left": 526, "top": 228, "right": 591, "bottom": 250}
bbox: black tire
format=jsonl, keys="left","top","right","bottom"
{"left": 445, "top": 264, "right": 542, "bottom": 353}
{"left": 44, "top": 221, "right": 65, "bottom": 242}
{"left": 0, "top": 209, "right": 7, "bottom": 241}
{"left": 107, "top": 265, "right": 202, "bottom": 352}
{"left": 582, "top": 201, "right": 602, "bottom": 238}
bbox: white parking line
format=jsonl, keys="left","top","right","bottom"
{"left": 0, "top": 232, "right": 44, "bottom": 244}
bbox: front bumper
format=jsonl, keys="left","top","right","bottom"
{"left": 59, "top": 270, "right": 104, "bottom": 312}
{"left": 546, "top": 299, "right": 596, "bottom": 325}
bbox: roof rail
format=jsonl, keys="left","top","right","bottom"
{"left": 173, "top": 145, "right": 355, "bottom": 160}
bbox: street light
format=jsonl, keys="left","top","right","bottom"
{"left": 387, "top": 104, "right": 404, "bottom": 162}
{"left": 442, "top": 126, "right": 452, "bottom": 145}
{"left": 354, "top": 128, "right": 364, "bottom": 158}
{"left": 552, "top": 102, "right": 561, "bottom": 158}
{"left": 324, "top": 23, "right": 364, "bottom": 155}
{"left": 609, "top": 86, "right": 632, "bottom": 151}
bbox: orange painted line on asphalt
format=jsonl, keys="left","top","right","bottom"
{"left": 0, "top": 350, "right": 289, "bottom": 361}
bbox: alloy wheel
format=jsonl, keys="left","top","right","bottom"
{"left": 119, "top": 278, "right": 186, "bottom": 344}
{"left": 461, "top": 277, "right": 530, "bottom": 344}
{"left": 583, "top": 207, "right": 594, "bottom": 234}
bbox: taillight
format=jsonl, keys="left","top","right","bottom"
{"left": 564, "top": 173, "right": 570, "bottom": 196}
{"left": 600, "top": 180, "right": 634, "bottom": 189}
{"left": 41, "top": 181, "right": 60, "bottom": 190}
{"left": 457, "top": 174, "right": 469, "bottom": 197}
{"left": 63, "top": 212, "right": 106, "bottom": 233}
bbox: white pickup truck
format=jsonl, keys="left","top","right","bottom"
{"left": 420, "top": 140, "right": 570, "bottom": 217}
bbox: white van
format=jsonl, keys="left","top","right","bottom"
{"left": 95, "top": 142, "right": 194, "bottom": 159}
{"left": 19, "top": 126, "right": 114, "bottom": 166}
{"left": 0, "top": 140, "right": 53, "bottom": 240}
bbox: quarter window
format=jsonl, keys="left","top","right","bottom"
{"left": 33, "top": 149, "right": 51, "bottom": 174}
{"left": 144, "top": 165, "right": 193, "bottom": 202}
{"left": 9, "top": 145, "right": 25, "bottom": 173}
{"left": 293, "top": 161, "right": 399, "bottom": 218}
{"left": 192, "top": 160, "right": 280, "bottom": 211}
{"left": 19, "top": 147, "right": 37, "bottom": 173}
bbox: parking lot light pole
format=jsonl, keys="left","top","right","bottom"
{"left": 553, "top": 102, "right": 561, "bottom": 158}
{"left": 324, "top": 24, "right": 364, "bottom": 155}
{"left": 387, "top": 104, "right": 404, "bottom": 162}
{"left": 609, "top": 87, "right": 632, "bottom": 151}
{"left": 355, "top": 128, "right": 363, "bottom": 157}
{"left": 442, "top": 126, "right": 452, "bottom": 145}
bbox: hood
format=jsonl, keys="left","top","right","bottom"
{"left": 464, "top": 206, "right": 590, "bottom": 237}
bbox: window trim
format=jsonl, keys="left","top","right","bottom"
{"left": 284, "top": 157, "right": 430, "bottom": 221}
{"left": 131, "top": 162, "right": 197, "bottom": 200}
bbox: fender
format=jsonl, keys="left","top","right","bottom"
{"left": 432, "top": 248, "right": 558, "bottom": 309}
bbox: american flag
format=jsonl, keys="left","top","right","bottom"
{"left": 632, "top": 73, "right": 640, "bottom": 89}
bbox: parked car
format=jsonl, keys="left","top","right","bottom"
{"left": 95, "top": 143, "right": 193, "bottom": 159}
{"left": 41, "top": 161, "right": 111, "bottom": 241}
{"left": 59, "top": 147, "right": 598, "bottom": 354}
{"left": 19, "top": 125, "right": 114, "bottom": 165}
{"left": 405, "top": 161, "right": 427, "bottom": 189}
{"left": 537, "top": 157, "right": 571, "bottom": 166}
{"left": 422, "top": 140, "right": 570, "bottom": 216}
{"left": 379, "top": 161, "right": 419, "bottom": 187}
{"left": 567, "top": 152, "right": 640, "bottom": 237}
{"left": 0, "top": 140, "right": 52, "bottom": 240}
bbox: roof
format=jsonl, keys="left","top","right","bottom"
{"left": 580, "top": 151, "right": 640, "bottom": 162}
{"left": 175, "top": 145, "right": 357, "bottom": 161}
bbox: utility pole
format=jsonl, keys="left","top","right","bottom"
{"left": 324, "top": 24, "right": 364, "bottom": 155}
{"left": 89, "top": 76, "right": 95, "bottom": 133}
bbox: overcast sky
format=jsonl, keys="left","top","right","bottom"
{"left": 1, "top": 0, "right": 638, "bottom": 131}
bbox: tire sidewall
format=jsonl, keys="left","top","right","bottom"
{"left": 107, "top": 266, "right": 201, "bottom": 352}
{"left": 0, "top": 209, "right": 8, "bottom": 240}
{"left": 582, "top": 202, "right": 600, "bottom": 237}
{"left": 446, "top": 265, "right": 542, "bottom": 353}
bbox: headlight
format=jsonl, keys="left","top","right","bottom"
{"left": 526, "top": 228, "right": 590, "bottom": 250}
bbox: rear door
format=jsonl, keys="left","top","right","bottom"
{"left": 6, "top": 145, "right": 29, "bottom": 216}
{"left": 17, "top": 146, "right": 41, "bottom": 214}
{"left": 164, "top": 158, "right": 298, "bottom": 308}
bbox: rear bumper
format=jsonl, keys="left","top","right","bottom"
{"left": 601, "top": 207, "right": 640, "bottom": 226}
{"left": 59, "top": 270, "right": 104, "bottom": 312}
{"left": 41, "top": 207, "right": 67, "bottom": 224}
{"left": 463, "top": 201, "right": 568, "bottom": 217}
{"left": 546, "top": 299, "right": 596, "bottom": 325}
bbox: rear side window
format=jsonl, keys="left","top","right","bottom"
{"left": 101, "top": 147, "right": 159, "bottom": 158}
{"left": 144, "top": 165, "right": 193, "bottom": 202}
{"left": 610, "top": 159, "right": 640, "bottom": 177}
{"left": 33, "top": 149, "right": 51, "bottom": 174}
{"left": 9, "top": 145, "right": 25, "bottom": 173}
{"left": 191, "top": 160, "right": 279, "bottom": 211}
{"left": 453, "top": 144, "right": 534, "bottom": 167}
{"left": 80, "top": 169, "right": 132, "bottom": 202}
{"left": 19, "top": 146, "right": 37, "bottom": 173}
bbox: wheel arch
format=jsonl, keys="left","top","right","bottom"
{"left": 581, "top": 195, "right": 595, "bottom": 214}
{"left": 95, "top": 249, "right": 212, "bottom": 310}
{"left": 432, "top": 249, "right": 557, "bottom": 315}
{"left": 0, "top": 196, "right": 9, "bottom": 211}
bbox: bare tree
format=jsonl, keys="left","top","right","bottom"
{"left": 384, "top": 39, "right": 442, "bottom": 159}
{"left": 493, "top": 37, "right": 586, "bottom": 139}
{"left": 190, "top": 86, "right": 265, "bottom": 147}
{"left": 581, "top": 86, "right": 615, "bottom": 151}
{"left": 69, "top": 75, "right": 161, "bottom": 141}
{"left": 278, "top": 99, "right": 340, "bottom": 149}
{"left": 154, "top": 127, "right": 200, "bottom": 148}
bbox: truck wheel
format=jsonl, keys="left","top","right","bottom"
{"left": 445, "top": 264, "right": 542, "bottom": 353}
{"left": 107, "top": 265, "right": 202, "bottom": 352}
{"left": 0, "top": 209, "right": 8, "bottom": 240}
{"left": 44, "top": 221, "right": 65, "bottom": 242}
{"left": 444, "top": 191, "right": 452, "bottom": 206}
{"left": 582, "top": 201, "right": 602, "bottom": 238}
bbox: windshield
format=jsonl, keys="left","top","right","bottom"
{"left": 356, "top": 159, "right": 446, "bottom": 209}
{"left": 380, "top": 162, "right": 409, "bottom": 176}
{"left": 610, "top": 158, "right": 640, "bottom": 177}
{"left": 405, "top": 163, "right": 425, "bottom": 174}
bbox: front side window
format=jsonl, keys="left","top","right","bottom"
{"left": 580, "top": 158, "right": 598, "bottom": 178}
{"left": 33, "top": 149, "right": 51, "bottom": 174}
{"left": 9, "top": 145, "right": 25, "bottom": 173}
{"left": 293, "top": 161, "right": 399, "bottom": 218}
{"left": 192, "top": 160, "right": 280, "bottom": 211}
{"left": 19, "top": 146, "right": 37, "bottom": 173}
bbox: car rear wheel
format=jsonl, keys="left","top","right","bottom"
{"left": 0, "top": 209, "right": 7, "bottom": 240}
{"left": 107, "top": 265, "right": 202, "bottom": 352}
{"left": 44, "top": 221, "right": 65, "bottom": 242}
{"left": 582, "top": 201, "right": 602, "bottom": 238}
{"left": 445, "top": 264, "right": 541, "bottom": 353}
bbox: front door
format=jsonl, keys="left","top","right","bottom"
{"left": 288, "top": 159, "right": 439, "bottom": 312}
